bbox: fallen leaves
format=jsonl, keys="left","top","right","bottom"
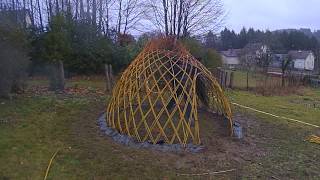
{"left": 25, "top": 85, "right": 105, "bottom": 97}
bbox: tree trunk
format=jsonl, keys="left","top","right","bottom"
{"left": 49, "top": 61, "right": 65, "bottom": 91}
{"left": 172, "top": 0, "right": 177, "bottom": 35}
{"left": 123, "top": 3, "right": 129, "bottom": 34}
{"left": 37, "top": 0, "right": 44, "bottom": 31}
{"left": 176, "top": 0, "right": 183, "bottom": 38}
{"left": 106, "top": 0, "right": 110, "bottom": 36}
{"left": 61, "top": 0, "right": 64, "bottom": 11}
{"left": 117, "top": 0, "right": 122, "bottom": 34}
{"left": 80, "top": 0, "right": 84, "bottom": 18}
{"left": 30, "top": 0, "right": 35, "bottom": 27}
{"left": 98, "top": 0, "right": 102, "bottom": 29}
{"left": 23, "top": 0, "right": 27, "bottom": 27}
{"left": 49, "top": 0, "right": 53, "bottom": 20}
{"left": 75, "top": 0, "right": 79, "bottom": 19}
{"left": 86, "top": 0, "right": 90, "bottom": 20}
{"left": 92, "top": 0, "right": 97, "bottom": 25}
{"left": 55, "top": 0, "right": 59, "bottom": 13}
{"left": 162, "top": 0, "right": 168, "bottom": 36}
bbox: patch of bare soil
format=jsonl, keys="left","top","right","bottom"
{"left": 160, "top": 110, "right": 267, "bottom": 178}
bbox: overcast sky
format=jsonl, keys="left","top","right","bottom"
{"left": 223, "top": 0, "right": 320, "bottom": 32}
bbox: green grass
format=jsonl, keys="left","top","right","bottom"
{"left": 224, "top": 70, "right": 258, "bottom": 89}
{"left": 228, "top": 70, "right": 284, "bottom": 90}
{"left": 227, "top": 88, "right": 320, "bottom": 179}
{"left": 227, "top": 88, "right": 320, "bottom": 126}
{"left": 1, "top": 78, "right": 320, "bottom": 179}
{"left": 0, "top": 92, "right": 177, "bottom": 179}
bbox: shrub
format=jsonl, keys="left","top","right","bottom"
{"left": 202, "top": 48, "right": 222, "bottom": 70}
{"left": 181, "top": 37, "right": 222, "bottom": 70}
{"left": 0, "top": 14, "right": 29, "bottom": 98}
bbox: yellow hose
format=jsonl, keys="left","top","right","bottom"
{"left": 44, "top": 149, "right": 59, "bottom": 180}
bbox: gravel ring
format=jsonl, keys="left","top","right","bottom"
{"left": 97, "top": 112, "right": 205, "bottom": 153}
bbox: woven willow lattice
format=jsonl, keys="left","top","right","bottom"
{"left": 106, "top": 38, "right": 232, "bottom": 145}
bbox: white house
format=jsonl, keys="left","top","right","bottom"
{"left": 288, "top": 50, "right": 315, "bottom": 71}
{"left": 220, "top": 49, "right": 241, "bottom": 69}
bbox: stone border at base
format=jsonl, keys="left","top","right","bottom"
{"left": 97, "top": 113, "right": 205, "bottom": 153}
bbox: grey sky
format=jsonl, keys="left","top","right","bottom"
{"left": 223, "top": 0, "right": 320, "bottom": 32}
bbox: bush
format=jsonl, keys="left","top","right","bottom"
{"left": 180, "top": 37, "right": 205, "bottom": 59}
{"left": 0, "top": 15, "right": 29, "bottom": 98}
{"left": 65, "top": 20, "right": 113, "bottom": 75}
{"left": 181, "top": 37, "right": 222, "bottom": 70}
{"left": 202, "top": 49, "right": 222, "bottom": 70}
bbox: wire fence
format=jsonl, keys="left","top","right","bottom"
{"left": 213, "top": 68, "right": 318, "bottom": 95}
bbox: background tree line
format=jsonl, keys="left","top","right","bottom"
{"left": 0, "top": 0, "right": 224, "bottom": 96}
{"left": 206, "top": 27, "right": 319, "bottom": 52}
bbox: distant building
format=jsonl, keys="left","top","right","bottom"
{"left": 271, "top": 54, "right": 289, "bottom": 68}
{"left": 220, "top": 49, "right": 241, "bottom": 69}
{"left": 288, "top": 50, "right": 315, "bottom": 71}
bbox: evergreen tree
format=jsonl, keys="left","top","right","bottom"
{"left": 41, "top": 14, "right": 72, "bottom": 91}
{"left": 204, "top": 31, "right": 217, "bottom": 49}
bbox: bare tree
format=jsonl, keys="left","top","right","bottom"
{"left": 98, "top": 0, "right": 102, "bottom": 28}
{"left": 116, "top": 0, "right": 122, "bottom": 34}
{"left": 104, "top": 0, "right": 113, "bottom": 36}
{"left": 29, "top": 0, "right": 35, "bottom": 26}
{"left": 122, "top": 0, "right": 144, "bottom": 34}
{"left": 86, "top": 0, "right": 90, "bottom": 20}
{"left": 0, "top": 0, "right": 143, "bottom": 37}
{"left": 80, "top": 0, "right": 84, "bottom": 18}
{"left": 113, "top": 0, "right": 144, "bottom": 36}
{"left": 92, "top": 0, "right": 96, "bottom": 25}
{"left": 36, "top": 0, "right": 43, "bottom": 30}
{"left": 145, "top": 0, "right": 225, "bottom": 38}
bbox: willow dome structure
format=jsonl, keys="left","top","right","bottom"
{"left": 106, "top": 38, "right": 233, "bottom": 145}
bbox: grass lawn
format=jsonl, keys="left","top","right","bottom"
{"left": 227, "top": 70, "right": 288, "bottom": 90}
{"left": 227, "top": 88, "right": 320, "bottom": 126}
{"left": 224, "top": 70, "right": 258, "bottom": 89}
{"left": 0, "top": 78, "right": 319, "bottom": 179}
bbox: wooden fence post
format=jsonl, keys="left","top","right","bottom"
{"left": 108, "top": 64, "right": 114, "bottom": 84}
{"left": 105, "top": 64, "right": 113, "bottom": 92}
{"left": 220, "top": 69, "right": 224, "bottom": 88}
{"left": 229, "top": 72, "right": 234, "bottom": 89}
{"left": 224, "top": 71, "right": 228, "bottom": 88}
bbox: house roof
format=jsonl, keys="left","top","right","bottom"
{"left": 221, "top": 49, "right": 241, "bottom": 57}
{"left": 288, "top": 50, "right": 312, "bottom": 59}
{"left": 272, "top": 54, "right": 288, "bottom": 62}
